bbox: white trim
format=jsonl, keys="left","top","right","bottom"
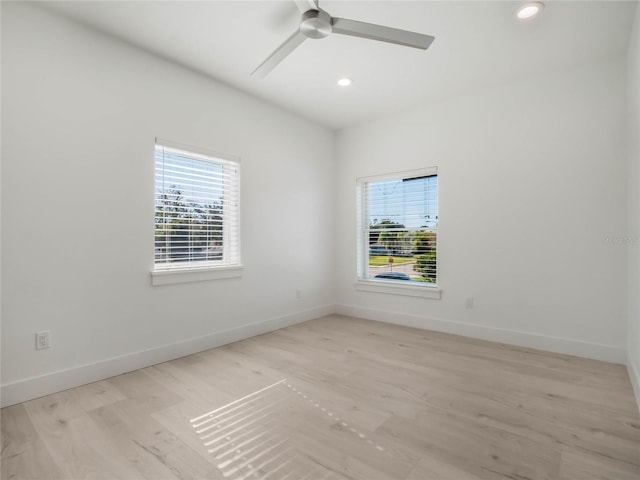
{"left": 0, "top": 305, "right": 335, "bottom": 407}
{"left": 356, "top": 166, "right": 439, "bottom": 287}
{"left": 335, "top": 304, "right": 626, "bottom": 364}
{"left": 151, "top": 265, "right": 243, "bottom": 285}
{"left": 356, "top": 166, "right": 437, "bottom": 184}
{"left": 628, "top": 357, "right": 640, "bottom": 415}
{"left": 155, "top": 137, "right": 240, "bottom": 164}
{"left": 354, "top": 280, "right": 441, "bottom": 299}
{"left": 153, "top": 139, "right": 242, "bottom": 273}
{"left": 1, "top": 304, "right": 630, "bottom": 407}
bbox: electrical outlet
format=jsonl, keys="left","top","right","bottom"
{"left": 296, "top": 289, "right": 302, "bottom": 299}
{"left": 35, "top": 331, "right": 50, "bottom": 350}
{"left": 465, "top": 297, "right": 474, "bottom": 309}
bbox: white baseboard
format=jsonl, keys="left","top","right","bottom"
{"left": 335, "top": 304, "right": 626, "bottom": 364}
{"left": 0, "top": 304, "right": 335, "bottom": 407}
{"left": 628, "top": 357, "right": 640, "bottom": 415}
{"left": 2, "top": 303, "right": 629, "bottom": 407}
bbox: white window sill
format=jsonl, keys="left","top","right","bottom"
{"left": 151, "top": 265, "right": 243, "bottom": 286}
{"left": 355, "top": 279, "right": 441, "bottom": 299}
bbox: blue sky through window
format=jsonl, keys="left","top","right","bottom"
{"left": 368, "top": 175, "right": 438, "bottom": 230}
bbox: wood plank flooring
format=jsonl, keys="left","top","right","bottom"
{"left": 2, "top": 314, "right": 639, "bottom": 479}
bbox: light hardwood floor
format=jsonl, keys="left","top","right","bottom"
{"left": 2, "top": 315, "right": 639, "bottom": 480}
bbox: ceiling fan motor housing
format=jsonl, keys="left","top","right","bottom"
{"left": 300, "top": 9, "right": 333, "bottom": 39}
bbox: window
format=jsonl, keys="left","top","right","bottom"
{"left": 153, "top": 140, "right": 241, "bottom": 284}
{"left": 357, "top": 167, "right": 438, "bottom": 295}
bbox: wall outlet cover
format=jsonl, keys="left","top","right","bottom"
{"left": 35, "top": 331, "right": 50, "bottom": 350}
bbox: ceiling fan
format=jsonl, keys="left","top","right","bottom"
{"left": 252, "top": 0, "right": 435, "bottom": 78}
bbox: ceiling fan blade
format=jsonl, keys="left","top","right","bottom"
{"left": 332, "top": 17, "right": 435, "bottom": 50}
{"left": 251, "top": 30, "right": 307, "bottom": 78}
{"left": 294, "top": 0, "right": 319, "bottom": 13}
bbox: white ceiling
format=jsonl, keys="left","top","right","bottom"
{"left": 43, "top": 1, "right": 637, "bottom": 129}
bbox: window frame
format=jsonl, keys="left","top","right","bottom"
{"left": 151, "top": 139, "right": 242, "bottom": 286}
{"left": 356, "top": 167, "right": 441, "bottom": 299}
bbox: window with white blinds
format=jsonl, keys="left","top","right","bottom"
{"left": 357, "top": 167, "right": 438, "bottom": 285}
{"left": 154, "top": 141, "right": 240, "bottom": 271}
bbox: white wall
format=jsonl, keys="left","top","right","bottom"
{"left": 335, "top": 56, "right": 629, "bottom": 363}
{"left": 2, "top": 1, "right": 637, "bottom": 409}
{"left": 627, "top": 3, "right": 640, "bottom": 409}
{"left": 0, "top": 0, "right": 3, "bottom": 410}
{"left": 0, "top": 3, "right": 335, "bottom": 406}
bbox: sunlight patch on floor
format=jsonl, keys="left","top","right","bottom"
{"left": 190, "top": 379, "right": 386, "bottom": 479}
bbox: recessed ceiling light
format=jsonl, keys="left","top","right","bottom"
{"left": 515, "top": 2, "right": 544, "bottom": 19}
{"left": 337, "top": 78, "right": 353, "bottom": 87}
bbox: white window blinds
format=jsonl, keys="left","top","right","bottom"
{"left": 154, "top": 141, "right": 241, "bottom": 271}
{"left": 358, "top": 168, "right": 438, "bottom": 284}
